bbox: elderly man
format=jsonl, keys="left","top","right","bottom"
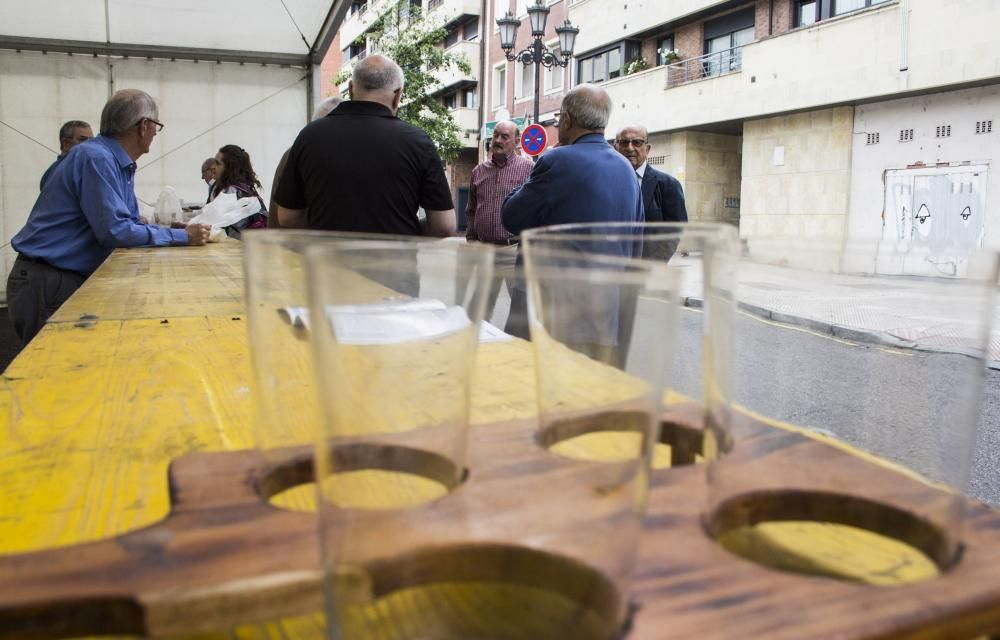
{"left": 500, "top": 83, "right": 644, "bottom": 338}
{"left": 7, "top": 89, "right": 211, "bottom": 345}
{"left": 268, "top": 95, "right": 342, "bottom": 229}
{"left": 201, "top": 157, "right": 218, "bottom": 203}
{"left": 614, "top": 125, "right": 687, "bottom": 224}
{"left": 39, "top": 120, "right": 94, "bottom": 190}
{"left": 274, "top": 55, "right": 455, "bottom": 237}
{"left": 463, "top": 120, "right": 533, "bottom": 317}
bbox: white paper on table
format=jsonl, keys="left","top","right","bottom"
{"left": 277, "top": 300, "right": 513, "bottom": 344}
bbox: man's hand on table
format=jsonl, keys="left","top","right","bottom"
{"left": 184, "top": 223, "right": 212, "bottom": 246}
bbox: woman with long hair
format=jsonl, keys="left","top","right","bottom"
{"left": 211, "top": 144, "right": 267, "bottom": 239}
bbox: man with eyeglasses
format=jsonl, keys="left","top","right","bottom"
{"left": 7, "top": 89, "right": 211, "bottom": 346}
{"left": 614, "top": 124, "right": 687, "bottom": 229}
{"left": 39, "top": 120, "right": 94, "bottom": 190}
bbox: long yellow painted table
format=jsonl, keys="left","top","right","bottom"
{"left": 0, "top": 243, "right": 974, "bottom": 638}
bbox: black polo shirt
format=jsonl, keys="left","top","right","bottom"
{"left": 274, "top": 100, "right": 453, "bottom": 235}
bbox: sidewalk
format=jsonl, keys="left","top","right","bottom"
{"left": 673, "top": 256, "right": 1000, "bottom": 369}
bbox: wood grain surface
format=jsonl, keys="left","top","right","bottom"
{"left": 0, "top": 244, "right": 997, "bottom": 639}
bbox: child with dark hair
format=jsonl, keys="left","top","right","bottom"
{"left": 211, "top": 144, "right": 268, "bottom": 239}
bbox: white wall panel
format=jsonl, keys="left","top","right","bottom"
{"left": 0, "top": 51, "right": 107, "bottom": 288}
{"left": 110, "top": 58, "right": 307, "bottom": 211}
{"left": 0, "top": 51, "right": 309, "bottom": 302}
{"left": 0, "top": 1, "right": 108, "bottom": 43}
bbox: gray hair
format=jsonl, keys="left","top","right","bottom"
{"left": 562, "top": 84, "right": 613, "bottom": 131}
{"left": 351, "top": 55, "right": 404, "bottom": 93}
{"left": 100, "top": 89, "right": 158, "bottom": 137}
{"left": 617, "top": 124, "right": 649, "bottom": 140}
{"left": 59, "top": 120, "right": 91, "bottom": 142}
{"left": 201, "top": 157, "right": 217, "bottom": 171}
{"left": 312, "top": 96, "right": 343, "bottom": 121}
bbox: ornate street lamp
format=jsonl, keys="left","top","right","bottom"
{"left": 496, "top": 2, "right": 579, "bottom": 127}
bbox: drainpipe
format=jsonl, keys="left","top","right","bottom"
{"left": 899, "top": 0, "right": 909, "bottom": 72}
{"left": 477, "top": 0, "right": 488, "bottom": 162}
{"left": 768, "top": 0, "right": 773, "bottom": 36}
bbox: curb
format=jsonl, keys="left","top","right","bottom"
{"left": 683, "top": 296, "right": 1000, "bottom": 371}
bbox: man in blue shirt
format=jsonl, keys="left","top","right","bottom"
{"left": 39, "top": 120, "right": 94, "bottom": 191}
{"left": 7, "top": 89, "right": 212, "bottom": 345}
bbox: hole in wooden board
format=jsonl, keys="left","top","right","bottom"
{"left": 328, "top": 543, "right": 626, "bottom": 640}
{"left": 537, "top": 410, "right": 704, "bottom": 470}
{"left": 706, "top": 490, "right": 953, "bottom": 585}
{"left": 259, "top": 443, "right": 466, "bottom": 512}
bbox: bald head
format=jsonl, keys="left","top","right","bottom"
{"left": 558, "top": 83, "right": 613, "bottom": 145}
{"left": 350, "top": 55, "right": 405, "bottom": 112}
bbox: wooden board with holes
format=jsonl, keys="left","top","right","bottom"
{"left": 1, "top": 245, "right": 999, "bottom": 639}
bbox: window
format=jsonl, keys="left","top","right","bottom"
{"left": 444, "top": 27, "right": 460, "bottom": 48}
{"left": 799, "top": 0, "right": 891, "bottom": 24}
{"left": 492, "top": 64, "right": 507, "bottom": 107}
{"left": 462, "top": 87, "right": 477, "bottom": 109}
{"left": 544, "top": 44, "right": 564, "bottom": 92}
{"left": 796, "top": 0, "right": 817, "bottom": 25}
{"left": 575, "top": 42, "right": 638, "bottom": 85}
{"left": 703, "top": 8, "right": 755, "bottom": 76}
{"left": 656, "top": 35, "right": 675, "bottom": 66}
{"left": 463, "top": 19, "right": 479, "bottom": 41}
{"left": 515, "top": 62, "right": 535, "bottom": 100}
{"left": 444, "top": 93, "right": 457, "bottom": 110}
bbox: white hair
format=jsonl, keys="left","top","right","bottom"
{"left": 312, "top": 96, "right": 343, "bottom": 121}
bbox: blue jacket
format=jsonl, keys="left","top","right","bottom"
{"left": 501, "top": 132, "right": 644, "bottom": 236}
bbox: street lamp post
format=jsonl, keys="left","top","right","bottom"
{"left": 496, "top": 1, "right": 579, "bottom": 127}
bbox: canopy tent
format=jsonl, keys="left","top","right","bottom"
{"left": 0, "top": 1, "right": 350, "bottom": 300}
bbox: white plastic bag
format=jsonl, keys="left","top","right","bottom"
{"left": 188, "top": 193, "right": 261, "bottom": 228}
{"left": 187, "top": 193, "right": 262, "bottom": 242}
{"left": 153, "top": 186, "right": 183, "bottom": 225}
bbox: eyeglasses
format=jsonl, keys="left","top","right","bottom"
{"left": 141, "top": 118, "right": 165, "bottom": 133}
{"left": 615, "top": 138, "right": 647, "bottom": 148}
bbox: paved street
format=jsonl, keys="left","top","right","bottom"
{"left": 669, "top": 308, "right": 1000, "bottom": 507}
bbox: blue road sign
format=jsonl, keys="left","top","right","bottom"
{"left": 521, "top": 124, "right": 547, "bottom": 156}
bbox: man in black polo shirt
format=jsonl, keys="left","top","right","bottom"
{"left": 273, "top": 55, "right": 456, "bottom": 237}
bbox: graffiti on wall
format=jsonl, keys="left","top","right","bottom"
{"left": 882, "top": 166, "right": 987, "bottom": 275}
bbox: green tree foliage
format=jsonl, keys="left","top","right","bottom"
{"left": 336, "top": 0, "right": 473, "bottom": 162}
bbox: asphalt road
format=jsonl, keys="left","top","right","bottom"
{"left": 667, "top": 307, "right": 1000, "bottom": 507}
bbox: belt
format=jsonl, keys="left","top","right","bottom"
{"left": 17, "top": 253, "right": 85, "bottom": 278}
{"left": 499, "top": 236, "right": 519, "bottom": 247}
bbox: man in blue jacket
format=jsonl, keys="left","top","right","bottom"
{"left": 7, "top": 89, "right": 211, "bottom": 345}
{"left": 500, "top": 83, "right": 644, "bottom": 339}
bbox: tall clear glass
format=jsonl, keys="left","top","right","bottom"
{"left": 707, "top": 238, "right": 999, "bottom": 583}
{"left": 307, "top": 239, "right": 509, "bottom": 639}
{"left": 519, "top": 222, "right": 741, "bottom": 464}
{"left": 243, "top": 230, "right": 429, "bottom": 510}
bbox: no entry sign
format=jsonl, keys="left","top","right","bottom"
{"left": 520, "top": 124, "right": 547, "bottom": 156}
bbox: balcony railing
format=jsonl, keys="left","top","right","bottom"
{"left": 665, "top": 45, "right": 745, "bottom": 88}
{"left": 428, "top": 0, "right": 443, "bottom": 9}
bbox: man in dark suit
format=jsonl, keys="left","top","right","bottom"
{"left": 500, "top": 84, "right": 644, "bottom": 339}
{"left": 614, "top": 124, "right": 687, "bottom": 241}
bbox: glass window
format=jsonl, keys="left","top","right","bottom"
{"left": 493, "top": 66, "right": 506, "bottom": 106}
{"left": 579, "top": 56, "right": 594, "bottom": 83}
{"left": 545, "top": 46, "right": 564, "bottom": 91}
{"left": 444, "top": 93, "right": 457, "bottom": 109}
{"left": 463, "top": 19, "right": 479, "bottom": 40}
{"left": 833, "top": 0, "right": 866, "bottom": 14}
{"left": 445, "top": 27, "right": 460, "bottom": 47}
{"left": 516, "top": 62, "right": 535, "bottom": 99}
{"left": 608, "top": 48, "right": 621, "bottom": 79}
{"left": 463, "top": 87, "right": 477, "bottom": 108}
{"left": 797, "top": 0, "right": 817, "bottom": 25}
{"left": 656, "top": 35, "right": 675, "bottom": 66}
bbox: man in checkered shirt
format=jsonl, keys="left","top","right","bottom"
{"left": 463, "top": 120, "right": 534, "bottom": 318}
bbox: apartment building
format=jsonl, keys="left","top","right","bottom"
{"left": 322, "top": 0, "right": 485, "bottom": 219}
{"left": 567, "top": 0, "right": 1000, "bottom": 276}
{"left": 483, "top": 0, "right": 573, "bottom": 156}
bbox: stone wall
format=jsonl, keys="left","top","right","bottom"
{"left": 740, "top": 106, "right": 854, "bottom": 268}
